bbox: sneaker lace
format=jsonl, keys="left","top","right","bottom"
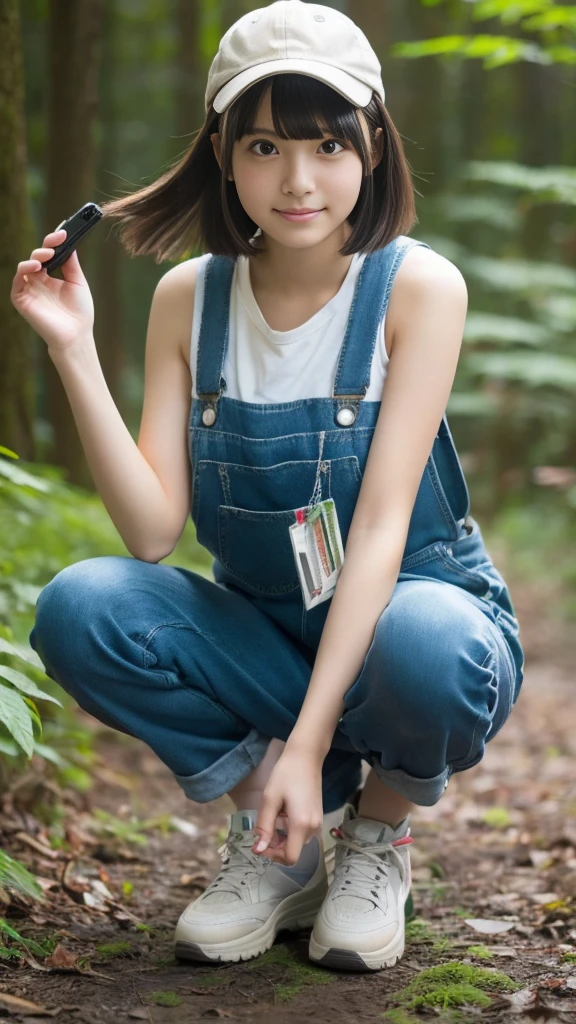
{"left": 204, "top": 830, "right": 272, "bottom": 900}
{"left": 329, "top": 826, "right": 412, "bottom": 907}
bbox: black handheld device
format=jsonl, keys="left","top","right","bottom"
{"left": 42, "top": 202, "right": 103, "bottom": 276}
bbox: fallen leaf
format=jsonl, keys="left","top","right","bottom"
{"left": 170, "top": 816, "right": 200, "bottom": 838}
{"left": 530, "top": 891, "right": 560, "bottom": 904}
{"left": 44, "top": 943, "right": 79, "bottom": 969}
{"left": 499, "top": 986, "right": 538, "bottom": 1013}
{"left": 179, "top": 872, "right": 208, "bottom": 887}
{"left": 463, "top": 918, "right": 515, "bottom": 934}
{"left": 34, "top": 877, "right": 59, "bottom": 893}
{"left": 0, "top": 993, "right": 55, "bottom": 1016}
{"left": 529, "top": 850, "right": 554, "bottom": 869}
{"left": 14, "top": 832, "right": 60, "bottom": 859}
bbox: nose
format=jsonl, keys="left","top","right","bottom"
{"left": 281, "top": 152, "right": 315, "bottom": 197}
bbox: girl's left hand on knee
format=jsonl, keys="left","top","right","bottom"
{"left": 252, "top": 750, "right": 323, "bottom": 866}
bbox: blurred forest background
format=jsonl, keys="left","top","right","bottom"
{"left": 1, "top": 0, "right": 575, "bottom": 902}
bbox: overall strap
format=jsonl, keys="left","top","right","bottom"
{"left": 195, "top": 255, "right": 235, "bottom": 419}
{"left": 333, "top": 236, "right": 432, "bottom": 413}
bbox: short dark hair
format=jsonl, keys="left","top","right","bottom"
{"left": 100, "top": 73, "right": 418, "bottom": 262}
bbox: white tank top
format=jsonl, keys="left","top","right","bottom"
{"left": 189, "top": 251, "right": 389, "bottom": 403}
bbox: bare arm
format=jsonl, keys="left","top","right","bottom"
{"left": 286, "top": 247, "right": 469, "bottom": 756}
{"left": 49, "top": 260, "right": 199, "bottom": 561}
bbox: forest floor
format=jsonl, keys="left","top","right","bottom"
{"left": 1, "top": 574, "right": 576, "bottom": 1024}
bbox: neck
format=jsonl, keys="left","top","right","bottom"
{"left": 249, "top": 222, "right": 356, "bottom": 298}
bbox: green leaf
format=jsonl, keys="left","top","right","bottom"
{"left": 463, "top": 253, "right": 576, "bottom": 294}
{"left": 0, "top": 459, "right": 52, "bottom": 492}
{"left": 471, "top": 1, "right": 554, "bottom": 26}
{"left": 467, "top": 352, "right": 576, "bottom": 388}
{"left": 447, "top": 392, "right": 499, "bottom": 417}
{"left": 32, "top": 741, "right": 68, "bottom": 767}
{"left": 22, "top": 697, "right": 42, "bottom": 734}
{"left": 0, "top": 637, "right": 45, "bottom": 670}
{"left": 465, "top": 161, "right": 576, "bottom": 205}
{"left": 392, "top": 35, "right": 550, "bottom": 68}
{"left": 0, "top": 685, "right": 34, "bottom": 756}
{"left": 524, "top": 9, "right": 576, "bottom": 31}
{"left": 0, "top": 918, "right": 26, "bottom": 941}
{"left": 439, "top": 193, "right": 520, "bottom": 230}
{"left": 0, "top": 639, "right": 19, "bottom": 658}
{"left": 0, "top": 446, "right": 19, "bottom": 459}
{"left": 0, "top": 737, "right": 20, "bottom": 756}
{"left": 464, "top": 313, "right": 549, "bottom": 346}
{"left": 0, "top": 666, "right": 62, "bottom": 707}
{"left": 542, "top": 45, "right": 576, "bottom": 65}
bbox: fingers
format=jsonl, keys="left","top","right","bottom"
{"left": 16, "top": 230, "right": 67, "bottom": 280}
{"left": 254, "top": 815, "right": 322, "bottom": 866}
{"left": 43, "top": 228, "right": 67, "bottom": 245}
{"left": 252, "top": 792, "right": 282, "bottom": 854}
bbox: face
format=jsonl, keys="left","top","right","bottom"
{"left": 211, "top": 86, "right": 382, "bottom": 252}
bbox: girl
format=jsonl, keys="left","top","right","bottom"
{"left": 11, "top": 0, "right": 524, "bottom": 974}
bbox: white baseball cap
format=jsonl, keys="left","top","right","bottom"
{"left": 205, "top": 0, "right": 385, "bottom": 114}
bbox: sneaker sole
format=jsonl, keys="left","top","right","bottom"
{"left": 174, "top": 880, "right": 327, "bottom": 964}
{"left": 308, "top": 925, "right": 405, "bottom": 972}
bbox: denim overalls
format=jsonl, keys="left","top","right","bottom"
{"left": 30, "top": 235, "right": 524, "bottom": 813}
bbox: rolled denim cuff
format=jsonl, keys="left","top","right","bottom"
{"left": 370, "top": 761, "right": 452, "bottom": 806}
{"left": 172, "top": 726, "right": 362, "bottom": 812}
{"left": 172, "top": 727, "right": 270, "bottom": 802}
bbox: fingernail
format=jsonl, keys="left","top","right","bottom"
{"left": 255, "top": 839, "right": 267, "bottom": 853}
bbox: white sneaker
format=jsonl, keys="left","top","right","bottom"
{"left": 308, "top": 813, "right": 412, "bottom": 971}
{"left": 174, "top": 810, "right": 328, "bottom": 963}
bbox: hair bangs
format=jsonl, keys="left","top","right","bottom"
{"left": 220, "top": 74, "right": 371, "bottom": 177}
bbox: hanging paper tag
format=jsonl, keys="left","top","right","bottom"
{"left": 289, "top": 498, "right": 345, "bottom": 610}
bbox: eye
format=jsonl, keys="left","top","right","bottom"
{"left": 249, "top": 140, "right": 278, "bottom": 156}
{"left": 248, "top": 138, "right": 346, "bottom": 157}
{"left": 319, "top": 139, "right": 345, "bottom": 155}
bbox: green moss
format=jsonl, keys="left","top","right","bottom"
{"left": 390, "top": 961, "right": 519, "bottom": 1014}
{"left": 432, "top": 937, "right": 455, "bottom": 953}
{"left": 405, "top": 917, "right": 434, "bottom": 944}
{"left": 249, "top": 943, "right": 333, "bottom": 1001}
{"left": 562, "top": 951, "right": 576, "bottom": 963}
{"left": 481, "top": 807, "right": 511, "bottom": 829}
{"left": 453, "top": 907, "right": 476, "bottom": 919}
{"left": 380, "top": 1010, "right": 421, "bottom": 1024}
{"left": 154, "top": 955, "right": 177, "bottom": 968}
{"left": 428, "top": 860, "right": 445, "bottom": 879}
{"left": 466, "top": 945, "right": 493, "bottom": 959}
{"left": 95, "top": 940, "right": 133, "bottom": 960}
{"left": 147, "top": 991, "right": 182, "bottom": 1007}
{"left": 191, "top": 972, "right": 230, "bottom": 988}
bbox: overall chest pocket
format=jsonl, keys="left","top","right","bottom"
{"left": 194, "top": 455, "right": 362, "bottom": 597}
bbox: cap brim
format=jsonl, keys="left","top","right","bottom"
{"left": 211, "top": 59, "right": 377, "bottom": 113}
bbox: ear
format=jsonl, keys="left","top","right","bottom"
{"left": 210, "top": 132, "right": 234, "bottom": 181}
{"left": 370, "top": 127, "right": 384, "bottom": 172}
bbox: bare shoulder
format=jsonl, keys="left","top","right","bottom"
{"left": 386, "top": 245, "right": 467, "bottom": 355}
{"left": 154, "top": 256, "right": 207, "bottom": 371}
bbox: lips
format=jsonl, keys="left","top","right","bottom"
{"left": 275, "top": 208, "right": 324, "bottom": 222}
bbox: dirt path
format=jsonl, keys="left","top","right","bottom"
{"left": 1, "top": 623, "right": 576, "bottom": 1021}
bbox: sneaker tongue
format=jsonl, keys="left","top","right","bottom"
{"left": 229, "top": 809, "right": 258, "bottom": 834}
{"left": 344, "top": 816, "right": 409, "bottom": 845}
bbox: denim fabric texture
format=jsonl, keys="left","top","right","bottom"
{"left": 30, "top": 235, "right": 525, "bottom": 812}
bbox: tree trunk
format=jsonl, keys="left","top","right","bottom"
{"left": 0, "top": 0, "right": 36, "bottom": 459}
{"left": 92, "top": 0, "right": 124, "bottom": 416}
{"left": 42, "top": 0, "right": 106, "bottom": 487}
